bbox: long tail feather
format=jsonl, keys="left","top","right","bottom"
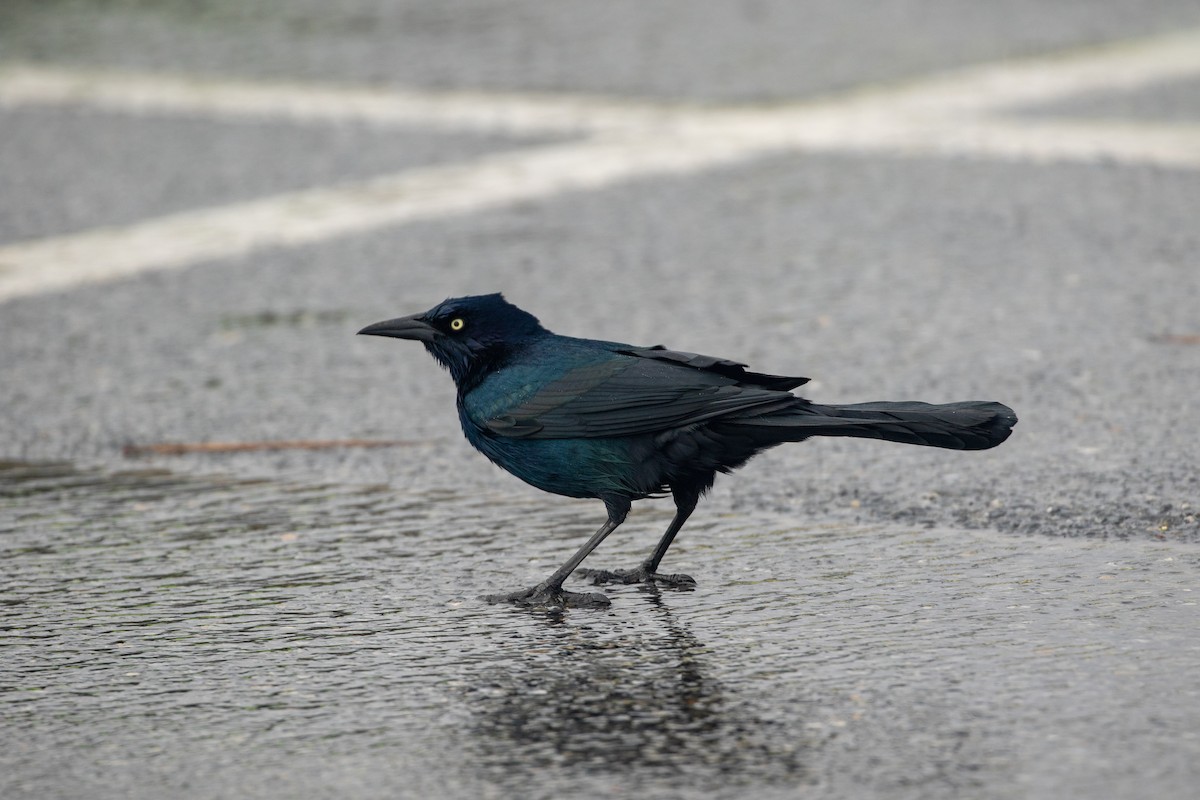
{"left": 727, "top": 400, "right": 1017, "bottom": 450}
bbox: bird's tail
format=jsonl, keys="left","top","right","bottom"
{"left": 726, "top": 400, "right": 1017, "bottom": 451}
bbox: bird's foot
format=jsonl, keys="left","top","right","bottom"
{"left": 576, "top": 565, "right": 696, "bottom": 588}
{"left": 483, "top": 582, "right": 610, "bottom": 610}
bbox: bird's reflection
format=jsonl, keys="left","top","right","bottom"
{"left": 462, "top": 590, "right": 810, "bottom": 786}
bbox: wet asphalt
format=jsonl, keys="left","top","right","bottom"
{"left": 3, "top": 3, "right": 1200, "bottom": 799}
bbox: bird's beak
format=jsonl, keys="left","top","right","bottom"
{"left": 357, "top": 313, "right": 438, "bottom": 343}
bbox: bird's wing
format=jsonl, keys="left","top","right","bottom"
{"left": 619, "top": 346, "right": 809, "bottom": 391}
{"left": 483, "top": 351, "right": 800, "bottom": 439}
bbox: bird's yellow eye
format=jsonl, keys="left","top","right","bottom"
{"left": 449, "top": 317, "right": 465, "bottom": 331}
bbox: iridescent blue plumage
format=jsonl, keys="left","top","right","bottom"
{"left": 359, "top": 293, "right": 1016, "bottom": 608}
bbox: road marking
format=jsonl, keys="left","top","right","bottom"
{"left": 0, "top": 136, "right": 768, "bottom": 298}
{"left": 2, "top": 28, "right": 1199, "bottom": 302}
{"left": 5, "top": 29, "right": 1199, "bottom": 132}
{"left": 0, "top": 63, "right": 668, "bottom": 135}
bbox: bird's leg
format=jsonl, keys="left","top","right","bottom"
{"left": 578, "top": 491, "right": 699, "bottom": 587}
{"left": 484, "top": 497, "right": 630, "bottom": 609}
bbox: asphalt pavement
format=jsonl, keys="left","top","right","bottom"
{"left": 2, "top": 3, "right": 1199, "bottom": 799}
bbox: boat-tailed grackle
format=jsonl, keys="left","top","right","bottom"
{"left": 360, "top": 293, "right": 1016, "bottom": 609}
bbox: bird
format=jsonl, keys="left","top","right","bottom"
{"left": 359, "top": 293, "right": 1016, "bottom": 609}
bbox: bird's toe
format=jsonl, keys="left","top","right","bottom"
{"left": 652, "top": 571, "right": 697, "bottom": 588}
{"left": 483, "top": 584, "right": 611, "bottom": 610}
{"left": 576, "top": 566, "right": 697, "bottom": 588}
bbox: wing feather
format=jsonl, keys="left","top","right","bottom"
{"left": 483, "top": 349, "right": 800, "bottom": 439}
{"left": 619, "top": 346, "right": 808, "bottom": 390}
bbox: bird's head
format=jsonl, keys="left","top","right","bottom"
{"left": 358, "top": 293, "right": 547, "bottom": 386}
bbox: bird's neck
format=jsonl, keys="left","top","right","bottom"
{"left": 447, "top": 336, "right": 538, "bottom": 394}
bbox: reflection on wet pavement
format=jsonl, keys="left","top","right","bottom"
{"left": 461, "top": 591, "right": 811, "bottom": 789}
{"left": 2, "top": 461, "right": 1197, "bottom": 799}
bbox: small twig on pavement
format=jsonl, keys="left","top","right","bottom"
{"left": 122, "top": 439, "right": 428, "bottom": 457}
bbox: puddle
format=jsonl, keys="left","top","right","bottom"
{"left": 2, "top": 461, "right": 1198, "bottom": 799}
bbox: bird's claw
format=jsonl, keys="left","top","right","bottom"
{"left": 575, "top": 565, "right": 697, "bottom": 588}
{"left": 483, "top": 582, "right": 611, "bottom": 609}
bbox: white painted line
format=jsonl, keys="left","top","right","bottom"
{"left": 0, "top": 134, "right": 763, "bottom": 301}
{"left": 667, "top": 110, "right": 1200, "bottom": 169}
{"left": 0, "top": 64, "right": 681, "bottom": 135}
{"left": 894, "top": 120, "right": 1200, "bottom": 168}
{"left": 2, "top": 28, "right": 1199, "bottom": 302}
{"left": 4, "top": 27, "right": 1195, "bottom": 130}
{"left": 5, "top": 28, "right": 1200, "bottom": 133}
{"left": 852, "top": 27, "right": 1200, "bottom": 115}
{"left": 3, "top": 116, "right": 1193, "bottom": 304}
{"left": 751, "top": 111, "right": 1200, "bottom": 168}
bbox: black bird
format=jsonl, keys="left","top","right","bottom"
{"left": 359, "top": 294, "right": 1016, "bottom": 608}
